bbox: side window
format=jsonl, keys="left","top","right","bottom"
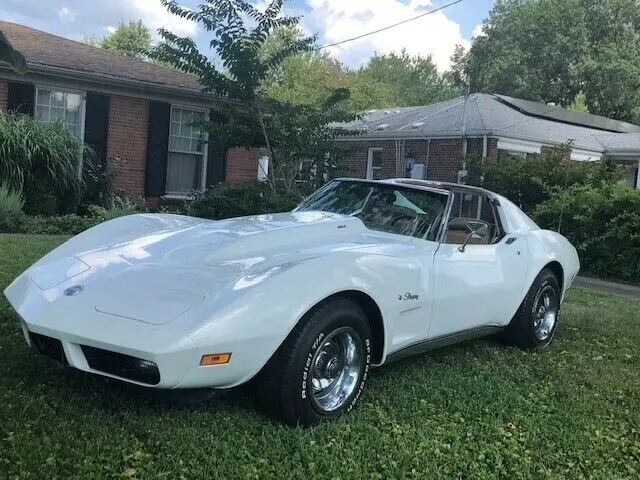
{"left": 367, "top": 148, "right": 383, "bottom": 180}
{"left": 444, "top": 192, "right": 501, "bottom": 246}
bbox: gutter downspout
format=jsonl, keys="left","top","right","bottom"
{"left": 425, "top": 138, "right": 431, "bottom": 180}
{"left": 482, "top": 135, "right": 488, "bottom": 161}
{"left": 461, "top": 82, "right": 471, "bottom": 170}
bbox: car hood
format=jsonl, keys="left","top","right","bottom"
{"left": 5, "top": 212, "right": 406, "bottom": 327}
{"left": 106, "top": 211, "right": 368, "bottom": 266}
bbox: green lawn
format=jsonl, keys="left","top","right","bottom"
{"left": 1, "top": 234, "right": 639, "bottom": 479}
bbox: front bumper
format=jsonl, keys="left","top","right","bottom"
{"left": 5, "top": 272, "right": 231, "bottom": 389}
{"left": 5, "top": 256, "right": 278, "bottom": 391}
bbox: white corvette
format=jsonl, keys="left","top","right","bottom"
{"left": 4, "top": 179, "right": 579, "bottom": 425}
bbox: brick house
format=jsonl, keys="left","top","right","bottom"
{"left": 0, "top": 21, "right": 259, "bottom": 201}
{"left": 336, "top": 94, "right": 640, "bottom": 189}
{"left": 2, "top": 21, "right": 640, "bottom": 201}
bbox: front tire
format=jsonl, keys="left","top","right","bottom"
{"left": 504, "top": 268, "right": 561, "bottom": 349}
{"left": 256, "top": 298, "right": 372, "bottom": 426}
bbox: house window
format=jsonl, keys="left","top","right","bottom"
{"left": 35, "top": 88, "right": 85, "bottom": 139}
{"left": 497, "top": 149, "right": 528, "bottom": 162}
{"left": 367, "top": 148, "right": 383, "bottom": 180}
{"left": 166, "top": 107, "right": 207, "bottom": 196}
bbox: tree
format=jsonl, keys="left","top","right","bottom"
{"left": 456, "top": 0, "right": 640, "bottom": 123}
{"left": 152, "top": 0, "right": 355, "bottom": 193}
{"left": 355, "top": 50, "right": 458, "bottom": 108}
{"left": 265, "top": 34, "right": 458, "bottom": 112}
{"left": 86, "top": 20, "right": 152, "bottom": 59}
{"left": 0, "top": 30, "right": 26, "bottom": 73}
{"left": 261, "top": 28, "right": 349, "bottom": 108}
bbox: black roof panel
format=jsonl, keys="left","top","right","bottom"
{"left": 495, "top": 95, "right": 640, "bottom": 133}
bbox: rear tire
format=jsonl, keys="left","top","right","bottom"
{"left": 256, "top": 298, "right": 372, "bottom": 426}
{"left": 504, "top": 268, "right": 560, "bottom": 349}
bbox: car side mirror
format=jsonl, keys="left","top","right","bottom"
{"left": 458, "top": 230, "right": 476, "bottom": 253}
{"left": 457, "top": 220, "right": 490, "bottom": 253}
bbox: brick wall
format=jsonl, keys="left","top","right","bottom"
{"left": 106, "top": 95, "right": 150, "bottom": 199}
{"left": 340, "top": 141, "right": 398, "bottom": 179}
{"left": 339, "top": 138, "right": 465, "bottom": 183}
{"left": 0, "top": 79, "right": 8, "bottom": 112}
{"left": 427, "top": 139, "right": 464, "bottom": 182}
{"left": 226, "top": 147, "right": 268, "bottom": 184}
{"left": 488, "top": 137, "right": 499, "bottom": 161}
{"left": 222, "top": 137, "right": 489, "bottom": 186}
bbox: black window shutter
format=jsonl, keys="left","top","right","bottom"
{"left": 206, "top": 109, "right": 228, "bottom": 188}
{"left": 84, "top": 93, "right": 110, "bottom": 168}
{"left": 145, "top": 101, "right": 170, "bottom": 196}
{"left": 7, "top": 81, "right": 35, "bottom": 116}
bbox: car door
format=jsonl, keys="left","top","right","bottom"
{"left": 429, "top": 191, "right": 528, "bottom": 339}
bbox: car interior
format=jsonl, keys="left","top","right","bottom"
{"left": 444, "top": 191, "right": 502, "bottom": 245}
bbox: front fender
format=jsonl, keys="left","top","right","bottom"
{"left": 186, "top": 250, "right": 426, "bottom": 387}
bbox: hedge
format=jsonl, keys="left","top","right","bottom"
{"left": 534, "top": 183, "right": 640, "bottom": 282}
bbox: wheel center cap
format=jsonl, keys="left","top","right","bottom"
{"left": 325, "top": 356, "right": 341, "bottom": 378}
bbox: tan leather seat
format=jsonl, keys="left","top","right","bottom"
{"left": 445, "top": 217, "right": 493, "bottom": 245}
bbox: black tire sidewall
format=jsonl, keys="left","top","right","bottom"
{"left": 525, "top": 271, "right": 560, "bottom": 348}
{"left": 289, "top": 301, "right": 372, "bottom": 425}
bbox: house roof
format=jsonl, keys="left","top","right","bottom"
{"left": 0, "top": 21, "right": 202, "bottom": 94}
{"left": 343, "top": 93, "right": 640, "bottom": 153}
{"left": 494, "top": 95, "right": 640, "bottom": 134}
{"left": 595, "top": 132, "right": 640, "bottom": 153}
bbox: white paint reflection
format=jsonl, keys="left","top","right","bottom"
{"left": 233, "top": 266, "right": 282, "bottom": 290}
{"left": 109, "top": 228, "right": 193, "bottom": 260}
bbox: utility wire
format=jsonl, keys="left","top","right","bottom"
{"left": 317, "top": 0, "right": 465, "bottom": 50}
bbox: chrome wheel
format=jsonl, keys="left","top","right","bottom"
{"left": 309, "top": 327, "right": 364, "bottom": 413}
{"left": 533, "top": 285, "right": 558, "bottom": 342}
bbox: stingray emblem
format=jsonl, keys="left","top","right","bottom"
{"left": 64, "top": 285, "right": 84, "bottom": 296}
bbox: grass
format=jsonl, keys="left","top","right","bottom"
{"left": 1, "top": 234, "right": 639, "bottom": 479}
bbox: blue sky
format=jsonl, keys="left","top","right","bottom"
{"left": 0, "top": 0, "right": 495, "bottom": 70}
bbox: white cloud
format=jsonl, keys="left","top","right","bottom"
{"left": 1, "top": 0, "right": 197, "bottom": 41}
{"left": 58, "top": 7, "right": 77, "bottom": 23}
{"left": 129, "top": 0, "right": 196, "bottom": 38}
{"left": 472, "top": 23, "right": 485, "bottom": 38}
{"left": 304, "top": 0, "right": 469, "bottom": 71}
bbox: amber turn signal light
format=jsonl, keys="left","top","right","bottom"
{"left": 200, "top": 353, "right": 232, "bottom": 366}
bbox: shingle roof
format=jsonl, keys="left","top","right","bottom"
{"left": 343, "top": 93, "right": 640, "bottom": 153}
{"left": 0, "top": 21, "right": 201, "bottom": 93}
{"left": 595, "top": 132, "right": 640, "bottom": 152}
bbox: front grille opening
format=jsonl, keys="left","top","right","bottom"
{"left": 80, "top": 345, "right": 160, "bottom": 385}
{"left": 30, "top": 332, "right": 67, "bottom": 365}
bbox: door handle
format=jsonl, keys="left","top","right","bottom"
{"left": 505, "top": 237, "right": 518, "bottom": 245}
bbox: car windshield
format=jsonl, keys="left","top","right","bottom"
{"left": 296, "top": 180, "right": 449, "bottom": 240}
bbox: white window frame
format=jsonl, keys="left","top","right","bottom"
{"left": 367, "top": 147, "right": 383, "bottom": 180}
{"left": 34, "top": 85, "right": 87, "bottom": 176}
{"left": 164, "top": 104, "right": 209, "bottom": 199}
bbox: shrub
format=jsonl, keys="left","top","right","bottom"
{"left": 13, "top": 198, "right": 140, "bottom": 235}
{"left": 0, "top": 183, "right": 24, "bottom": 233}
{"left": 467, "top": 144, "right": 625, "bottom": 215}
{"left": 185, "top": 183, "right": 302, "bottom": 220}
{"left": 85, "top": 197, "right": 138, "bottom": 221}
{"left": 80, "top": 153, "right": 117, "bottom": 208}
{"left": 0, "top": 112, "right": 92, "bottom": 215}
{"left": 534, "top": 183, "right": 640, "bottom": 282}
{"left": 21, "top": 214, "right": 100, "bottom": 235}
